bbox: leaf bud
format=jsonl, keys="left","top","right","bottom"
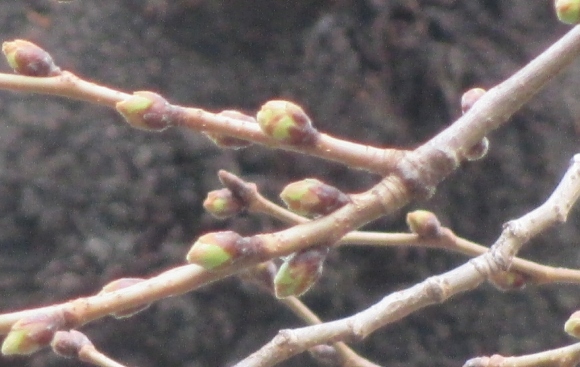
{"left": 115, "top": 91, "right": 174, "bottom": 131}
{"left": 98, "top": 278, "right": 150, "bottom": 319}
{"left": 204, "top": 110, "right": 254, "bottom": 149}
{"left": 2, "top": 39, "right": 61, "bottom": 77}
{"left": 461, "top": 87, "right": 486, "bottom": 114}
{"left": 256, "top": 100, "right": 318, "bottom": 145}
{"left": 186, "top": 231, "right": 256, "bottom": 270}
{"left": 565, "top": 310, "right": 580, "bottom": 338}
{"left": 274, "top": 247, "right": 329, "bottom": 298}
{"left": 280, "top": 179, "right": 349, "bottom": 217}
{"left": 555, "top": 0, "right": 580, "bottom": 24}
{"left": 51, "top": 330, "right": 92, "bottom": 358}
{"left": 2, "top": 310, "right": 66, "bottom": 355}
{"left": 203, "top": 189, "right": 245, "bottom": 219}
{"left": 406, "top": 210, "right": 442, "bottom": 238}
{"left": 488, "top": 270, "right": 528, "bottom": 291}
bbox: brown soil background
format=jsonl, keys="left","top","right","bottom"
{"left": 1, "top": 1, "right": 580, "bottom": 366}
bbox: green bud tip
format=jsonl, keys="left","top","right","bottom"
{"left": 555, "top": 0, "right": 580, "bottom": 24}
{"left": 2, "top": 39, "right": 60, "bottom": 77}
{"left": 203, "top": 189, "right": 244, "bottom": 219}
{"left": 186, "top": 231, "right": 243, "bottom": 269}
{"left": 2, "top": 311, "right": 65, "bottom": 356}
{"left": 115, "top": 91, "right": 173, "bottom": 131}
{"left": 274, "top": 247, "right": 329, "bottom": 298}
{"left": 256, "top": 100, "right": 317, "bottom": 145}
{"left": 280, "top": 179, "right": 348, "bottom": 217}
{"left": 406, "top": 210, "right": 442, "bottom": 238}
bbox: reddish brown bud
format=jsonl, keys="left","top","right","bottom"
{"left": 488, "top": 270, "right": 528, "bottom": 291}
{"left": 2, "top": 40, "right": 61, "bottom": 77}
{"left": 406, "top": 210, "right": 442, "bottom": 238}
{"left": 2, "top": 310, "right": 66, "bottom": 355}
{"left": 203, "top": 189, "right": 245, "bottom": 219}
{"left": 186, "top": 231, "right": 257, "bottom": 270}
{"left": 280, "top": 179, "right": 349, "bottom": 217}
{"left": 256, "top": 100, "right": 318, "bottom": 145}
{"left": 99, "top": 278, "right": 150, "bottom": 319}
{"left": 51, "top": 330, "right": 92, "bottom": 358}
{"left": 116, "top": 91, "right": 174, "bottom": 131}
{"left": 274, "top": 247, "right": 329, "bottom": 298}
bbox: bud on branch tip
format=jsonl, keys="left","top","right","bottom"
{"left": 2, "top": 39, "right": 61, "bottom": 77}
{"left": 1, "top": 311, "right": 66, "bottom": 355}
{"left": 203, "top": 189, "right": 245, "bottom": 219}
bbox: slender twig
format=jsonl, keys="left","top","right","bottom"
{"left": 463, "top": 342, "right": 580, "bottom": 367}
{"left": 232, "top": 154, "right": 580, "bottom": 367}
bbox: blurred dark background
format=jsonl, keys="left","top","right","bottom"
{"left": 0, "top": 1, "right": 579, "bottom": 366}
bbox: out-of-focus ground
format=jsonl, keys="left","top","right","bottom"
{"left": 0, "top": 1, "right": 579, "bottom": 366}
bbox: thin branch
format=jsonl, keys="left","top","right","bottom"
{"left": 232, "top": 154, "right": 580, "bottom": 367}
{"left": 463, "top": 342, "right": 580, "bottom": 367}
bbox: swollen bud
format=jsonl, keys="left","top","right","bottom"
{"left": 280, "top": 179, "right": 349, "bottom": 217}
{"left": 488, "top": 270, "right": 527, "bottom": 291}
{"left": 51, "top": 330, "right": 92, "bottom": 358}
{"left": 186, "top": 231, "right": 255, "bottom": 270}
{"left": 256, "top": 100, "right": 318, "bottom": 145}
{"left": 406, "top": 210, "right": 442, "bottom": 238}
{"left": 2, "top": 40, "right": 61, "bottom": 77}
{"left": 555, "top": 0, "right": 580, "bottom": 24}
{"left": 565, "top": 311, "right": 580, "bottom": 338}
{"left": 203, "top": 189, "right": 245, "bottom": 219}
{"left": 1, "top": 310, "right": 66, "bottom": 355}
{"left": 99, "top": 278, "right": 150, "bottom": 319}
{"left": 274, "top": 247, "right": 329, "bottom": 298}
{"left": 115, "top": 91, "right": 174, "bottom": 131}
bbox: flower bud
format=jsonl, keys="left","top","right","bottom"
{"left": 274, "top": 247, "right": 329, "bottom": 298}
{"left": 2, "top": 39, "right": 61, "bottom": 77}
{"left": 1, "top": 310, "right": 66, "bottom": 355}
{"left": 51, "top": 330, "right": 92, "bottom": 358}
{"left": 98, "top": 278, "right": 150, "bottom": 319}
{"left": 555, "top": 0, "right": 580, "bottom": 24}
{"left": 461, "top": 88, "right": 486, "bottom": 114}
{"left": 203, "top": 189, "right": 244, "bottom": 219}
{"left": 186, "top": 231, "right": 255, "bottom": 270}
{"left": 256, "top": 100, "right": 318, "bottom": 145}
{"left": 115, "top": 91, "right": 174, "bottom": 131}
{"left": 488, "top": 270, "right": 527, "bottom": 291}
{"left": 406, "top": 210, "right": 442, "bottom": 238}
{"left": 280, "top": 179, "right": 349, "bottom": 217}
{"left": 565, "top": 310, "right": 580, "bottom": 338}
